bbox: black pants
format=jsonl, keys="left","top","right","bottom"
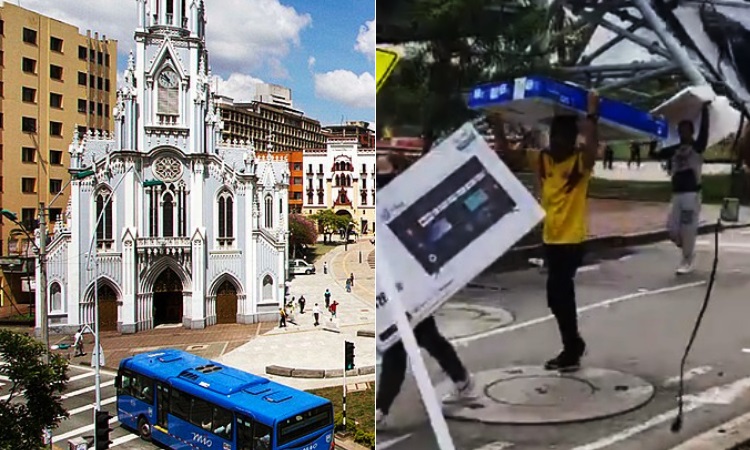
{"left": 376, "top": 316, "right": 468, "bottom": 415}
{"left": 545, "top": 243, "right": 585, "bottom": 353}
{"left": 314, "top": 313, "right": 319, "bottom": 325}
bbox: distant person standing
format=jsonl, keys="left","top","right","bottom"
{"left": 279, "top": 308, "right": 287, "bottom": 328}
{"left": 603, "top": 144, "right": 614, "bottom": 170}
{"left": 324, "top": 289, "right": 331, "bottom": 308}
{"left": 323, "top": 261, "right": 328, "bottom": 274}
{"left": 349, "top": 273, "right": 355, "bottom": 287}
{"left": 329, "top": 301, "right": 338, "bottom": 320}
{"left": 312, "top": 303, "right": 321, "bottom": 326}
{"left": 628, "top": 141, "right": 642, "bottom": 169}
{"left": 345, "top": 279, "right": 352, "bottom": 293}
{"left": 298, "top": 295, "right": 306, "bottom": 314}
{"left": 73, "top": 327, "right": 85, "bottom": 357}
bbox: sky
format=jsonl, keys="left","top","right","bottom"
{"left": 18, "top": 0, "right": 375, "bottom": 127}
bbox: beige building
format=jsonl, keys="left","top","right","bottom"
{"left": 0, "top": 2, "right": 117, "bottom": 313}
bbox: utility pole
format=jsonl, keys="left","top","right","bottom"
{"left": 38, "top": 202, "right": 49, "bottom": 364}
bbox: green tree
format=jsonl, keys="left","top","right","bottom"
{"left": 0, "top": 330, "right": 69, "bottom": 449}
{"left": 289, "top": 214, "right": 318, "bottom": 258}
{"left": 310, "top": 210, "right": 352, "bottom": 244}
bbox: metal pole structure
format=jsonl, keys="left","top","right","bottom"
{"left": 631, "top": 0, "right": 708, "bottom": 86}
{"left": 38, "top": 202, "right": 49, "bottom": 364}
{"left": 342, "top": 343, "right": 347, "bottom": 429}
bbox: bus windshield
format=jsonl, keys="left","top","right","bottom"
{"left": 277, "top": 404, "right": 333, "bottom": 446}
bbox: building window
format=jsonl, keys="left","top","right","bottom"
{"left": 21, "top": 208, "right": 36, "bottom": 230}
{"left": 89, "top": 48, "right": 95, "bottom": 62}
{"left": 264, "top": 196, "right": 273, "bottom": 228}
{"left": 362, "top": 163, "right": 367, "bottom": 174}
{"left": 78, "top": 72, "right": 86, "bottom": 86}
{"left": 50, "top": 65, "right": 63, "bottom": 80}
{"left": 22, "top": 87, "right": 36, "bottom": 103}
{"left": 307, "top": 192, "right": 313, "bottom": 204}
{"left": 77, "top": 125, "right": 87, "bottom": 136}
{"left": 97, "top": 51, "right": 103, "bottom": 65}
{"left": 50, "top": 179, "right": 63, "bottom": 194}
{"left": 317, "top": 192, "right": 324, "bottom": 205}
{"left": 0, "top": 81, "right": 3, "bottom": 97}
{"left": 95, "top": 189, "right": 113, "bottom": 245}
{"left": 0, "top": 20, "right": 4, "bottom": 35}
{"left": 262, "top": 275, "right": 274, "bottom": 301}
{"left": 162, "top": 192, "right": 174, "bottom": 237}
{"left": 22, "top": 57, "right": 36, "bottom": 73}
{"left": 50, "top": 150, "right": 63, "bottom": 165}
{"left": 50, "top": 93, "right": 63, "bottom": 109}
{"left": 22, "top": 28, "right": 37, "bottom": 45}
{"left": 21, "top": 177, "right": 36, "bottom": 194}
{"left": 293, "top": 162, "right": 302, "bottom": 171}
{"left": 49, "top": 208, "right": 62, "bottom": 223}
{"left": 362, "top": 178, "right": 367, "bottom": 190}
{"left": 293, "top": 177, "right": 302, "bottom": 185}
{"left": 361, "top": 191, "right": 368, "bottom": 206}
{"left": 97, "top": 103, "right": 103, "bottom": 116}
{"left": 22, "top": 147, "right": 36, "bottom": 163}
{"left": 318, "top": 164, "right": 323, "bottom": 173}
{"left": 78, "top": 99, "right": 87, "bottom": 113}
{"left": 217, "top": 190, "right": 234, "bottom": 245}
{"left": 50, "top": 283, "right": 63, "bottom": 313}
{"left": 78, "top": 45, "right": 87, "bottom": 60}
{"left": 105, "top": 79, "right": 111, "bottom": 92}
{"left": 308, "top": 164, "right": 312, "bottom": 173}
{"left": 50, "top": 36, "right": 63, "bottom": 53}
{"left": 22, "top": 117, "right": 37, "bottom": 133}
{"left": 89, "top": 74, "right": 94, "bottom": 88}
{"left": 50, "top": 122, "right": 63, "bottom": 137}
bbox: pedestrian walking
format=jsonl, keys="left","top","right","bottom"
{"left": 375, "top": 153, "right": 479, "bottom": 431}
{"left": 345, "top": 279, "right": 351, "bottom": 293}
{"left": 279, "top": 308, "right": 287, "bottom": 328}
{"left": 312, "top": 303, "right": 321, "bottom": 326}
{"left": 323, "top": 261, "right": 328, "bottom": 274}
{"left": 649, "top": 102, "right": 710, "bottom": 275}
{"left": 73, "top": 327, "right": 85, "bottom": 357}
{"left": 603, "top": 144, "right": 614, "bottom": 170}
{"left": 329, "top": 301, "right": 338, "bottom": 320}
{"left": 349, "top": 273, "right": 355, "bottom": 287}
{"left": 628, "top": 141, "right": 642, "bottom": 169}
{"left": 298, "top": 295, "right": 306, "bottom": 314}
{"left": 324, "top": 289, "right": 331, "bottom": 308}
{"left": 488, "top": 93, "right": 598, "bottom": 373}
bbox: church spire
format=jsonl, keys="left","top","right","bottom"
{"left": 149, "top": 0, "right": 194, "bottom": 32}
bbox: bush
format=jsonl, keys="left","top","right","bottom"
{"left": 334, "top": 412, "right": 375, "bottom": 449}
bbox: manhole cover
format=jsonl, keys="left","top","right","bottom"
{"left": 440, "top": 366, "right": 654, "bottom": 424}
{"left": 435, "top": 303, "right": 513, "bottom": 340}
{"left": 186, "top": 345, "right": 208, "bottom": 351}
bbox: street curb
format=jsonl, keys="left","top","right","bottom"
{"left": 668, "top": 410, "right": 750, "bottom": 450}
{"left": 488, "top": 222, "right": 750, "bottom": 273}
{"left": 356, "top": 330, "right": 375, "bottom": 338}
{"left": 265, "top": 364, "right": 376, "bottom": 379}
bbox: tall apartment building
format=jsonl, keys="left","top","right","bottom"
{"left": 0, "top": 2, "right": 117, "bottom": 313}
{"left": 324, "top": 121, "right": 375, "bottom": 149}
{"left": 217, "top": 96, "right": 325, "bottom": 213}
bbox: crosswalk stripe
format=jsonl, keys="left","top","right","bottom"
{"left": 69, "top": 372, "right": 96, "bottom": 382}
{"left": 111, "top": 433, "right": 139, "bottom": 447}
{"left": 52, "top": 416, "right": 118, "bottom": 443}
{"left": 62, "top": 380, "right": 115, "bottom": 399}
{"left": 67, "top": 396, "right": 117, "bottom": 416}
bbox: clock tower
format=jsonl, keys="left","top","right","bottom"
{"left": 127, "top": 0, "right": 212, "bottom": 155}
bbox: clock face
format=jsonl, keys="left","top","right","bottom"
{"left": 158, "top": 70, "right": 178, "bottom": 88}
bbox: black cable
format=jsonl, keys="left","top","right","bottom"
{"left": 671, "top": 218, "right": 720, "bottom": 432}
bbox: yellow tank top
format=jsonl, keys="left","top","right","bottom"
{"left": 539, "top": 151, "right": 591, "bottom": 244}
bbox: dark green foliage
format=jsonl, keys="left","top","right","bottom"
{"left": 0, "top": 330, "right": 69, "bottom": 450}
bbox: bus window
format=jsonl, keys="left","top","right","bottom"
{"left": 277, "top": 404, "right": 332, "bottom": 446}
{"left": 132, "top": 373, "right": 154, "bottom": 404}
{"left": 236, "top": 415, "right": 253, "bottom": 450}
{"left": 170, "top": 388, "right": 191, "bottom": 421}
{"left": 253, "top": 422, "right": 272, "bottom": 450}
{"left": 190, "top": 397, "right": 213, "bottom": 431}
{"left": 118, "top": 371, "right": 134, "bottom": 395}
{"left": 212, "top": 406, "right": 233, "bottom": 440}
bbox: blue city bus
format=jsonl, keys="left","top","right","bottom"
{"left": 115, "top": 349, "right": 335, "bottom": 450}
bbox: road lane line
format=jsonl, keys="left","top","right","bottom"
{"left": 378, "top": 434, "right": 413, "bottom": 449}
{"left": 66, "top": 396, "right": 117, "bottom": 416}
{"left": 111, "top": 433, "right": 139, "bottom": 447}
{"left": 473, "top": 442, "right": 514, "bottom": 450}
{"left": 52, "top": 416, "right": 118, "bottom": 443}
{"left": 61, "top": 380, "right": 115, "bottom": 399}
{"left": 662, "top": 366, "right": 713, "bottom": 388}
{"left": 69, "top": 372, "right": 96, "bottom": 382}
{"left": 452, "top": 281, "right": 706, "bottom": 346}
{"left": 573, "top": 375, "right": 750, "bottom": 450}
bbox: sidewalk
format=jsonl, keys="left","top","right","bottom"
{"left": 218, "top": 238, "right": 376, "bottom": 390}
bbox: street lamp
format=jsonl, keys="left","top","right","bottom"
{"left": 1, "top": 168, "right": 95, "bottom": 363}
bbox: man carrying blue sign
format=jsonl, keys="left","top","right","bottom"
{"left": 489, "top": 90, "right": 600, "bottom": 372}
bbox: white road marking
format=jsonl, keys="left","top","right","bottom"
{"left": 111, "top": 433, "right": 139, "bottom": 447}
{"left": 473, "top": 442, "right": 514, "bottom": 450}
{"left": 66, "top": 396, "right": 117, "bottom": 416}
{"left": 52, "top": 416, "right": 118, "bottom": 443}
{"left": 69, "top": 372, "right": 96, "bottom": 382}
{"left": 742, "top": 348, "right": 750, "bottom": 354}
{"left": 452, "top": 281, "right": 706, "bottom": 346}
{"left": 662, "top": 366, "right": 713, "bottom": 388}
{"left": 578, "top": 264, "right": 601, "bottom": 273}
{"left": 573, "top": 375, "right": 750, "bottom": 450}
{"left": 61, "top": 380, "right": 115, "bottom": 399}
{"left": 378, "top": 434, "right": 413, "bottom": 449}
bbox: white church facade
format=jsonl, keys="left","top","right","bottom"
{"left": 38, "top": 0, "right": 290, "bottom": 334}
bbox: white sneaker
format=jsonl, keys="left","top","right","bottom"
{"left": 376, "top": 409, "right": 394, "bottom": 431}
{"left": 442, "top": 375, "right": 480, "bottom": 405}
{"left": 676, "top": 257, "right": 694, "bottom": 275}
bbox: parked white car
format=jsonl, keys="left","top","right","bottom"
{"left": 289, "top": 259, "right": 316, "bottom": 275}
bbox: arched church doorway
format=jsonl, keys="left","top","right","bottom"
{"left": 153, "top": 269, "right": 183, "bottom": 326}
{"left": 215, "top": 280, "right": 238, "bottom": 324}
{"left": 97, "top": 284, "right": 118, "bottom": 332}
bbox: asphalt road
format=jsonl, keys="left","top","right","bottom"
{"left": 378, "top": 228, "right": 750, "bottom": 450}
{"left": 0, "top": 363, "right": 158, "bottom": 449}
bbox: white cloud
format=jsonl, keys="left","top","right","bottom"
{"left": 213, "top": 73, "right": 264, "bottom": 102}
{"left": 314, "top": 70, "right": 375, "bottom": 109}
{"left": 355, "top": 20, "right": 375, "bottom": 60}
{"left": 20, "top": 0, "right": 311, "bottom": 75}
{"left": 308, "top": 56, "right": 316, "bottom": 70}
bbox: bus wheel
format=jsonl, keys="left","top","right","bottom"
{"left": 138, "top": 417, "right": 152, "bottom": 441}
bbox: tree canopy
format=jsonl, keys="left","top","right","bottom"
{"left": 310, "top": 210, "right": 354, "bottom": 243}
{"left": 0, "top": 330, "right": 69, "bottom": 450}
{"left": 289, "top": 214, "right": 318, "bottom": 256}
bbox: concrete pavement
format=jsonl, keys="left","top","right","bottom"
{"left": 377, "top": 228, "right": 750, "bottom": 450}
{"left": 219, "top": 238, "right": 376, "bottom": 390}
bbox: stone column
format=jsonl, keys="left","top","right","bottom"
{"left": 190, "top": 228, "right": 206, "bottom": 328}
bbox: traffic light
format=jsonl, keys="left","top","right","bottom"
{"left": 95, "top": 410, "right": 113, "bottom": 450}
{"left": 345, "top": 341, "right": 355, "bottom": 370}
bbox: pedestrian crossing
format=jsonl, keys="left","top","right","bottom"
{"left": 0, "top": 363, "right": 156, "bottom": 449}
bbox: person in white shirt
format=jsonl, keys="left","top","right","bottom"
{"left": 312, "top": 304, "right": 321, "bottom": 326}
{"left": 73, "top": 327, "right": 85, "bottom": 356}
